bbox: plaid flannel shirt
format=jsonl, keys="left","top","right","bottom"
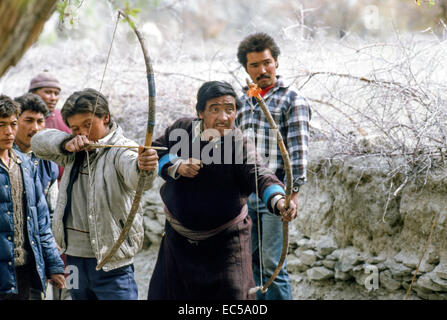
{"left": 236, "top": 76, "right": 311, "bottom": 190}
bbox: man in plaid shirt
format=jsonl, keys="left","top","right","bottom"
{"left": 236, "top": 33, "right": 311, "bottom": 300}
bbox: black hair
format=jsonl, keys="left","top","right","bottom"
{"left": 195, "top": 81, "right": 242, "bottom": 116}
{"left": 0, "top": 94, "right": 21, "bottom": 118}
{"left": 14, "top": 93, "right": 49, "bottom": 117}
{"left": 61, "top": 88, "right": 112, "bottom": 127}
{"left": 237, "top": 32, "right": 281, "bottom": 70}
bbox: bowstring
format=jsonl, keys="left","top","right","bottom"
{"left": 86, "top": 11, "right": 121, "bottom": 185}
{"left": 248, "top": 96, "right": 264, "bottom": 290}
{"left": 221, "top": 62, "right": 266, "bottom": 291}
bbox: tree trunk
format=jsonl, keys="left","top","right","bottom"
{"left": 0, "top": 0, "right": 58, "bottom": 78}
{"left": 441, "top": 0, "right": 447, "bottom": 22}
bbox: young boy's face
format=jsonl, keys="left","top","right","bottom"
{"left": 0, "top": 115, "right": 18, "bottom": 152}
{"left": 67, "top": 112, "right": 110, "bottom": 142}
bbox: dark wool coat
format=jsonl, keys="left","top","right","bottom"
{"left": 148, "top": 117, "right": 285, "bottom": 300}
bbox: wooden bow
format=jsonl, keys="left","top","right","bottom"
{"left": 246, "top": 79, "right": 293, "bottom": 294}
{"left": 96, "top": 9, "right": 156, "bottom": 270}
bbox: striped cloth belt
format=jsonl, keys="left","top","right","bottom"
{"left": 163, "top": 205, "right": 248, "bottom": 242}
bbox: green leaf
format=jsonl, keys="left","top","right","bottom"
{"left": 129, "top": 8, "right": 140, "bottom": 17}
{"left": 57, "top": 0, "right": 69, "bottom": 22}
{"left": 123, "top": 1, "right": 140, "bottom": 19}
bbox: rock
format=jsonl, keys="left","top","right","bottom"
{"left": 301, "top": 250, "right": 317, "bottom": 266}
{"left": 431, "top": 293, "right": 447, "bottom": 300}
{"left": 432, "top": 264, "right": 447, "bottom": 280}
{"left": 315, "top": 236, "right": 337, "bottom": 256}
{"left": 398, "top": 275, "right": 415, "bottom": 283}
{"left": 419, "top": 261, "right": 435, "bottom": 273}
{"left": 322, "top": 260, "right": 336, "bottom": 269}
{"left": 143, "top": 230, "right": 162, "bottom": 248}
{"left": 144, "top": 217, "right": 164, "bottom": 235}
{"left": 348, "top": 264, "right": 380, "bottom": 291}
{"left": 142, "top": 234, "right": 152, "bottom": 250}
{"left": 414, "top": 288, "right": 442, "bottom": 300}
{"left": 392, "top": 253, "right": 434, "bottom": 274}
{"left": 335, "top": 260, "right": 351, "bottom": 273}
{"left": 327, "top": 249, "right": 343, "bottom": 261}
{"left": 294, "top": 248, "right": 304, "bottom": 257}
{"left": 287, "top": 257, "right": 310, "bottom": 273}
{"left": 394, "top": 251, "right": 417, "bottom": 268}
{"left": 427, "top": 251, "right": 440, "bottom": 265}
{"left": 402, "top": 281, "right": 411, "bottom": 290}
{"left": 429, "top": 273, "right": 447, "bottom": 291}
{"left": 375, "top": 263, "right": 387, "bottom": 271}
{"left": 156, "top": 213, "right": 166, "bottom": 226}
{"left": 333, "top": 247, "right": 364, "bottom": 273}
{"left": 415, "top": 274, "right": 443, "bottom": 292}
{"left": 384, "top": 262, "right": 412, "bottom": 278}
{"left": 289, "top": 274, "right": 304, "bottom": 285}
{"left": 334, "top": 269, "right": 352, "bottom": 281}
{"left": 297, "top": 238, "right": 315, "bottom": 250}
{"left": 352, "top": 265, "right": 363, "bottom": 272}
{"left": 367, "top": 256, "right": 386, "bottom": 264}
{"left": 307, "top": 267, "right": 334, "bottom": 281}
{"left": 324, "top": 253, "right": 337, "bottom": 261}
{"left": 352, "top": 270, "right": 369, "bottom": 287}
{"left": 334, "top": 253, "right": 363, "bottom": 273}
{"left": 315, "top": 252, "right": 325, "bottom": 260}
{"left": 144, "top": 206, "right": 157, "bottom": 219}
{"left": 379, "top": 270, "right": 401, "bottom": 291}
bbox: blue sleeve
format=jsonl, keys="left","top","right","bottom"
{"left": 262, "top": 184, "right": 285, "bottom": 212}
{"left": 158, "top": 153, "right": 179, "bottom": 179}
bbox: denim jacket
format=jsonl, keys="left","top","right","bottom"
{"left": 0, "top": 150, "right": 64, "bottom": 295}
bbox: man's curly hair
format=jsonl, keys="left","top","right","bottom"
{"left": 237, "top": 32, "right": 281, "bottom": 70}
{"left": 14, "top": 93, "right": 49, "bottom": 117}
{"left": 0, "top": 95, "right": 20, "bottom": 118}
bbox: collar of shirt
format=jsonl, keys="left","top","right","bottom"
{"left": 12, "top": 142, "right": 38, "bottom": 164}
{"left": 242, "top": 75, "right": 287, "bottom": 100}
{"left": 260, "top": 84, "right": 274, "bottom": 97}
{"left": 0, "top": 149, "right": 21, "bottom": 170}
{"left": 95, "top": 120, "right": 118, "bottom": 146}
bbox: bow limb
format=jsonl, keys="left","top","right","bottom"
{"left": 96, "top": 10, "right": 155, "bottom": 271}
{"left": 246, "top": 80, "right": 293, "bottom": 294}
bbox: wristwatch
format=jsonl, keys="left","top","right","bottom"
{"left": 292, "top": 185, "right": 300, "bottom": 193}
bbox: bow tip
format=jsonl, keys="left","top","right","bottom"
{"left": 248, "top": 286, "right": 262, "bottom": 295}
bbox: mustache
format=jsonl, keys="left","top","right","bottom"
{"left": 257, "top": 74, "right": 271, "bottom": 81}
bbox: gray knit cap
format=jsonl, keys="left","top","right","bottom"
{"left": 28, "top": 71, "right": 61, "bottom": 91}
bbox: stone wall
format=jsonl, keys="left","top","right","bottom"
{"left": 288, "top": 141, "right": 447, "bottom": 299}
{"left": 141, "top": 140, "right": 447, "bottom": 300}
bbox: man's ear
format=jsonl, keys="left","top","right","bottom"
{"left": 104, "top": 114, "right": 110, "bottom": 124}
